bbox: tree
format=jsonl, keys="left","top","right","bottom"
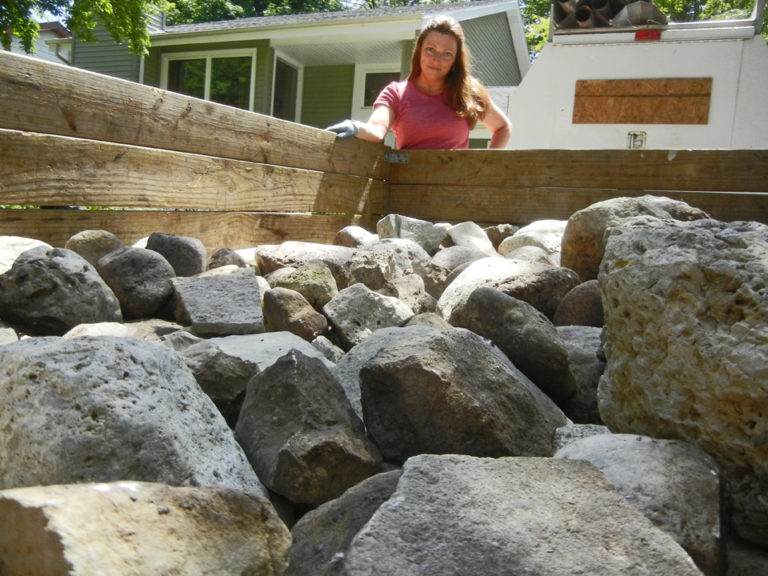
{"left": 1, "top": 0, "right": 168, "bottom": 55}
{"left": 166, "top": 0, "right": 244, "bottom": 24}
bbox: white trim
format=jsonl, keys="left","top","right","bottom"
{"left": 160, "top": 48, "right": 258, "bottom": 111}
{"left": 506, "top": 7, "right": 531, "bottom": 77}
{"left": 351, "top": 63, "right": 401, "bottom": 120}
{"left": 271, "top": 49, "right": 304, "bottom": 121}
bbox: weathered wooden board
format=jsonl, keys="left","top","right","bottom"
{"left": 388, "top": 185, "right": 768, "bottom": 225}
{"left": 388, "top": 149, "right": 768, "bottom": 192}
{"left": 0, "top": 130, "right": 388, "bottom": 214}
{"left": 573, "top": 78, "right": 712, "bottom": 124}
{"left": 0, "top": 209, "right": 375, "bottom": 252}
{"left": 0, "top": 51, "right": 389, "bottom": 179}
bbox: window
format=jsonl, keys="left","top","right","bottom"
{"left": 364, "top": 72, "right": 400, "bottom": 107}
{"left": 162, "top": 49, "right": 257, "bottom": 111}
{"left": 273, "top": 58, "right": 299, "bottom": 122}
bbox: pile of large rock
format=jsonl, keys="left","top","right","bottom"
{"left": 0, "top": 194, "right": 766, "bottom": 575}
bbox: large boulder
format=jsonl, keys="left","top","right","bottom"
{"left": 598, "top": 217, "right": 768, "bottom": 546}
{"left": 0, "top": 336, "right": 266, "bottom": 497}
{"left": 359, "top": 328, "right": 567, "bottom": 462}
{"left": 0, "top": 246, "right": 122, "bottom": 335}
{"left": 561, "top": 194, "right": 709, "bottom": 281}
{"left": 0, "top": 482, "right": 290, "bottom": 576}
{"left": 235, "top": 351, "right": 381, "bottom": 506}
{"left": 342, "top": 454, "right": 704, "bottom": 576}
{"left": 555, "top": 433, "right": 723, "bottom": 575}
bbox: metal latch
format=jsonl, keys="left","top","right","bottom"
{"left": 385, "top": 152, "right": 409, "bottom": 164}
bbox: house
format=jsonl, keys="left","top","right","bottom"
{"left": 71, "top": 0, "right": 530, "bottom": 147}
{"left": 8, "top": 21, "right": 72, "bottom": 65}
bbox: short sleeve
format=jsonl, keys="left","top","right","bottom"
{"left": 373, "top": 81, "right": 402, "bottom": 111}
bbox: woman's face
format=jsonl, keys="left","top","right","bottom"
{"left": 419, "top": 30, "right": 458, "bottom": 83}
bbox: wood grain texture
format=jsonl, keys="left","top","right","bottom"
{"left": 0, "top": 51, "right": 389, "bottom": 179}
{"left": 0, "top": 209, "right": 377, "bottom": 252}
{"left": 0, "top": 130, "right": 388, "bottom": 215}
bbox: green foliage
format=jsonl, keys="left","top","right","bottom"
{"left": 1, "top": 0, "right": 169, "bottom": 55}
{"left": 166, "top": 0, "right": 244, "bottom": 24}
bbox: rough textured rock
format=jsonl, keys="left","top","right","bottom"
{"left": 430, "top": 245, "right": 488, "bottom": 271}
{"left": 332, "top": 325, "right": 439, "bottom": 420}
{"left": 448, "top": 287, "right": 576, "bottom": 403}
{"left": 333, "top": 225, "right": 378, "bottom": 248}
{"left": 146, "top": 232, "right": 207, "bottom": 277}
{"left": 376, "top": 213, "right": 447, "bottom": 255}
{"left": 263, "top": 286, "right": 329, "bottom": 341}
{"left": 552, "top": 423, "right": 611, "bottom": 452}
{"left": 0, "top": 482, "right": 290, "bottom": 576}
{"left": 0, "top": 336, "right": 266, "bottom": 497}
{"left": 0, "top": 236, "right": 51, "bottom": 274}
{"left": 598, "top": 217, "right": 768, "bottom": 545}
{"left": 343, "top": 455, "right": 704, "bottom": 576}
{"left": 323, "top": 283, "right": 414, "bottom": 350}
{"left": 343, "top": 251, "right": 397, "bottom": 291}
{"left": 483, "top": 223, "right": 519, "bottom": 249}
{"left": 255, "top": 241, "right": 356, "bottom": 282}
{"left": 359, "top": 328, "right": 567, "bottom": 462}
{"left": 553, "top": 278, "right": 604, "bottom": 327}
{"left": 172, "top": 267, "right": 264, "bottom": 335}
{"left": 64, "top": 319, "right": 183, "bottom": 343}
{"left": 0, "top": 246, "right": 122, "bottom": 335}
{"left": 382, "top": 273, "right": 436, "bottom": 315}
{"left": 209, "top": 331, "right": 335, "bottom": 371}
{"left": 496, "top": 264, "right": 581, "bottom": 320}
{"left": 356, "top": 238, "right": 431, "bottom": 276}
{"left": 561, "top": 194, "right": 710, "bottom": 281}
{"left": 555, "top": 433, "right": 722, "bottom": 575}
{"left": 503, "top": 244, "right": 558, "bottom": 266}
{"left": 287, "top": 470, "right": 402, "bottom": 576}
{"left": 235, "top": 351, "right": 381, "bottom": 506}
{"left": 269, "top": 260, "right": 338, "bottom": 309}
{"left": 96, "top": 247, "right": 175, "bottom": 319}
{"left": 64, "top": 229, "right": 124, "bottom": 267}
{"left": 557, "top": 325, "right": 605, "bottom": 423}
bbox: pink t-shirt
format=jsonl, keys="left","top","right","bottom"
{"left": 374, "top": 80, "right": 469, "bottom": 150}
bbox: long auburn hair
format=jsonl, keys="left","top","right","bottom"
{"left": 408, "top": 15, "right": 487, "bottom": 128}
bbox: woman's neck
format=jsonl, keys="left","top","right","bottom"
{"left": 413, "top": 75, "right": 445, "bottom": 96}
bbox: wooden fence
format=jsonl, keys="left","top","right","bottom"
{"left": 2, "top": 50, "right": 767, "bottom": 253}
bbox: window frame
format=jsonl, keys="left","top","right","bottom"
{"left": 270, "top": 50, "right": 304, "bottom": 122}
{"left": 160, "top": 48, "right": 258, "bottom": 111}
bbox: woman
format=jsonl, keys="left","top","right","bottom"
{"left": 327, "top": 15, "right": 511, "bottom": 149}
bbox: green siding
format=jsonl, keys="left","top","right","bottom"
{"left": 72, "top": 26, "right": 141, "bottom": 82}
{"left": 300, "top": 65, "right": 354, "bottom": 129}
{"left": 462, "top": 14, "right": 522, "bottom": 86}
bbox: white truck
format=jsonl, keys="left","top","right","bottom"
{"left": 506, "top": 0, "right": 768, "bottom": 149}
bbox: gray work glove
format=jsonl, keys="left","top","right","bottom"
{"left": 326, "top": 119, "right": 359, "bottom": 139}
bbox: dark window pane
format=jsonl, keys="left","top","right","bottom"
{"left": 168, "top": 59, "right": 205, "bottom": 99}
{"left": 210, "top": 56, "right": 252, "bottom": 110}
{"left": 365, "top": 72, "right": 400, "bottom": 107}
{"left": 273, "top": 59, "right": 298, "bottom": 121}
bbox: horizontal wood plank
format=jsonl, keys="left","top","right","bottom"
{"left": 0, "top": 209, "right": 379, "bottom": 252}
{"left": 0, "top": 51, "right": 389, "bottom": 179}
{"left": 0, "top": 130, "right": 388, "bottom": 215}
{"left": 389, "top": 185, "right": 768, "bottom": 225}
{"left": 388, "top": 149, "right": 768, "bottom": 192}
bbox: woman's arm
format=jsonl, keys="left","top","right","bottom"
{"left": 480, "top": 88, "right": 511, "bottom": 149}
{"left": 356, "top": 105, "right": 395, "bottom": 143}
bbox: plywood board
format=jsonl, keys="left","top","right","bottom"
{"left": 573, "top": 78, "right": 712, "bottom": 124}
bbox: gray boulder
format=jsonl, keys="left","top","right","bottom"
{"left": 555, "top": 433, "right": 722, "bottom": 576}
{"left": 448, "top": 286, "right": 576, "bottom": 403}
{"left": 172, "top": 267, "right": 264, "bottom": 336}
{"left": 598, "top": 217, "right": 768, "bottom": 545}
{"left": 206, "top": 247, "right": 247, "bottom": 270}
{"left": 268, "top": 260, "right": 338, "bottom": 309}
{"left": 235, "top": 351, "right": 381, "bottom": 506}
{"left": 323, "top": 283, "right": 414, "bottom": 350}
{"left": 357, "top": 237, "right": 431, "bottom": 276}
{"left": 96, "top": 246, "right": 175, "bottom": 319}
{"left": 498, "top": 219, "right": 567, "bottom": 264}
{"left": 553, "top": 278, "right": 604, "bottom": 327}
{"left": 146, "top": 232, "right": 207, "bottom": 277}
{"left": 561, "top": 194, "right": 709, "bottom": 281}
{"left": 287, "top": 470, "right": 402, "bottom": 576}
{"left": 0, "top": 336, "right": 266, "bottom": 497}
{"left": 359, "top": 328, "right": 567, "bottom": 462}
{"left": 342, "top": 454, "right": 704, "bottom": 576}
{"left": 444, "top": 221, "right": 497, "bottom": 255}
{"left": 263, "top": 286, "right": 329, "bottom": 341}
{"left": 376, "top": 213, "right": 447, "bottom": 255}
{"left": 557, "top": 324, "right": 605, "bottom": 423}
{"left": 0, "top": 246, "right": 122, "bottom": 335}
